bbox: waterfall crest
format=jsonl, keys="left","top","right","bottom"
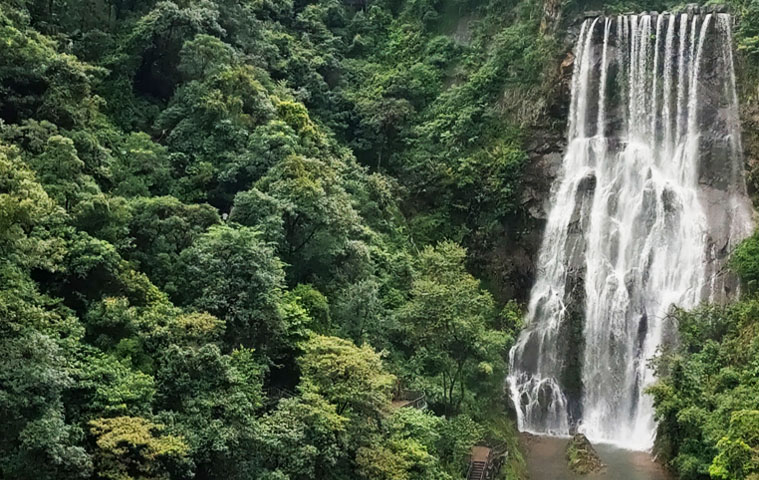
{"left": 508, "top": 12, "right": 753, "bottom": 451}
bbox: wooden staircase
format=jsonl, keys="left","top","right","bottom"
{"left": 467, "top": 459, "right": 487, "bottom": 480}
{"left": 467, "top": 446, "right": 491, "bottom": 480}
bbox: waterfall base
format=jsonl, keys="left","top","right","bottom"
{"left": 522, "top": 434, "right": 673, "bottom": 480}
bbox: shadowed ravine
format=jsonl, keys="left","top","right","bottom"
{"left": 508, "top": 10, "right": 754, "bottom": 451}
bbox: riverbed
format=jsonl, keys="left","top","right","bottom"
{"left": 522, "top": 434, "right": 673, "bottom": 480}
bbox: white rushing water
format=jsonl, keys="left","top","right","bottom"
{"left": 508, "top": 12, "right": 753, "bottom": 450}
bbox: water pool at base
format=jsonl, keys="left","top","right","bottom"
{"left": 523, "top": 435, "right": 673, "bottom": 480}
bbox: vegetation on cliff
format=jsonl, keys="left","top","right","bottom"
{"left": 6, "top": 0, "right": 759, "bottom": 478}
{"left": 649, "top": 233, "right": 759, "bottom": 480}
{"left": 0, "top": 0, "right": 558, "bottom": 478}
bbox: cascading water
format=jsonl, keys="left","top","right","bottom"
{"left": 508, "top": 11, "right": 754, "bottom": 451}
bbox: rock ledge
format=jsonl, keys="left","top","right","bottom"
{"left": 566, "top": 434, "right": 605, "bottom": 475}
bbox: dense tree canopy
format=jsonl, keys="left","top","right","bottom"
{"left": 5, "top": 0, "right": 759, "bottom": 479}
{"left": 0, "top": 0, "right": 546, "bottom": 478}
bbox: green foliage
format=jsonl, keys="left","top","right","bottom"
{"left": 356, "top": 408, "right": 453, "bottom": 480}
{"left": 0, "top": 328, "right": 92, "bottom": 480}
{"left": 735, "top": 0, "right": 759, "bottom": 61}
{"left": 355, "top": 435, "right": 448, "bottom": 480}
{"left": 0, "top": 268, "right": 91, "bottom": 479}
{"left": 298, "top": 335, "right": 395, "bottom": 417}
{"left": 121, "top": 195, "right": 220, "bottom": 294}
{"left": 650, "top": 299, "right": 759, "bottom": 480}
{"left": 110, "top": 133, "right": 172, "bottom": 198}
{"left": 286, "top": 284, "right": 331, "bottom": 334}
{"left": 71, "top": 346, "right": 156, "bottom": 417}
{"left": 89, "top": 416, "right": 189, "bottom": 480}
{"left": 710, "top": 411, "right": 759, "bottom": 480}
{"left": 30, "top": 134, "right": 97, "bottom": 208}
{"left": 0, "top": 142, "right": 62, "bottom": 264}
{"left": 253, "top": 153, "right": 362, "bottom": 284}
{"left": 0, "top": 0, "right": 539, "bottom": 478}
{"left": 732, "top": 232, "right": 759, "bottom": 292}
{"left": 256, "top": 392, "right": 348, "bottom": 480}
{"left": 175, "top": 224, "right": 285, "bottom": 353}
{"left": 155, "top": 345, "right": 263, "bottom": 478}
{"left": 397, "top": 241, "right": 509, "bottom": 414}
{"left": 0, "top": 10, "right": 102, "bottom": 128}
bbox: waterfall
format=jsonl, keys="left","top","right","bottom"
{"left": 508, "top": 12, "right": 753, "bottom": 451}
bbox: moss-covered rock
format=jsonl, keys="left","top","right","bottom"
{"left": 566, "top": 434, "right": 605, "bottom": 475}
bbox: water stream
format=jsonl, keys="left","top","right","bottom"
{"left": 508, "top": 11, "right": 753, "bottom": 450}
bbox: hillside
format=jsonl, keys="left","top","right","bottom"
{"left": 3, "top": 0, "right": 759, "bottom": 479}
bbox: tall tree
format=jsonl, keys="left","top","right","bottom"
{"left": 397, "top": 241, "right": 508, "bottom": 414}
{"left": 174, "top": 225, "right": 285, "bottom": 354}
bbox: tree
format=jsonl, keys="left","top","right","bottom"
{"left": 286, "top": 284, "right": 331, "bottom": 334}
{"left": 110, "top": 133, "right": 172, "bottom": 198}
{"left": 154, "top": 345, "right": 263, "bottom": 479}
{"left": 72, "top": 194, "right": 132, "bottom": 250}
{"left": 178, "top": 34, "right": 237, "bottom": 81}
{"left": 228, "top": 188, "right": 285, "bottom": 244}
{"left": 0, "top": 328, "right": 93, "bottom": 480}
{"left": 229, "top": 120, "right": 301, "bottom": 185}
{"left": 298, "top": 335, "right": 394, "bottom": 418}
{"left": 0, "top": 13, "right": 101, "bottom": 128}
{"left": 155, "top": 64, "right": 275, "bottom": 204}
{"left": 118, "top": 1, "right": 225, "bottom": 100}
{"left": 89, "top": 416, "right": 189, "bottom": 480}
{"left": 356, "top": 408, "right": 452, "bottom": 480}
{"left": 0, "top": 143, "right": 63, "bottom": 267}
{"left": 649, "top": 299, "right": 759, "bottom": 480}
{"left": 732, "top": 232, "right": 759, "bottom": 293}
{"left": 255, "top": 392, "right": 348, "bottom": 480}
{"left": 397, "top": 241, "right": 508, "bottom": 414}
{"left": 710, "top": 411, "right": 759, "bottom": 480}
{"left": 122, "top": 196, "right": 220, "bottom": 294}
{"left": 0, "top": 269, "right": 91, "bottom": 480}
{"left": 30, "top": 135, "right": 98, "bottom": 209}
{"left": 254, "top": 154, "right": 361, "bottom": 284}
{"left": 68, "top": 346, "right": 156, "bottom": 418}
{"left": 175, "top": 225, "right": 286, "bottom": 352}
{"left": 332, "top": 278, "right": 386, "bottom": 345}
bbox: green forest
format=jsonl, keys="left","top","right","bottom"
{"left": 2, "top": 0, "right": 759, "bottom": 479}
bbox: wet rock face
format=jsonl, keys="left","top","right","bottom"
{"left": 484, "top": 125, "right": 566, "bottom": 303}
{"left": 522, "top": 129, "right": 566, "bottom": 221}
{"left": 694, "top": 15, "right": 754, "bottom": 302}
{"left": 493, "top": 80, "right": 569, "bottom": 302}
{"left": 566, "top": 434, "right": 605, "bottom": 475}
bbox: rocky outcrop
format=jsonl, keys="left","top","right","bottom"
{"left": 540, "top": 0, "right": 563, "bottom": 34}
{"left": 484, "top": 48, "right": 571, "bottom": 303}
{"left": 566, "top": 434, "right": 605, "bottom": 475}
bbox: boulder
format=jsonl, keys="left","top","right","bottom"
{"left": 566, "top": 434, "right": 605, "bottom": 475}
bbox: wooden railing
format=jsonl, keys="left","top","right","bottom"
{"left": 390, "top": 390, "right": 427, "bottom": 410}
